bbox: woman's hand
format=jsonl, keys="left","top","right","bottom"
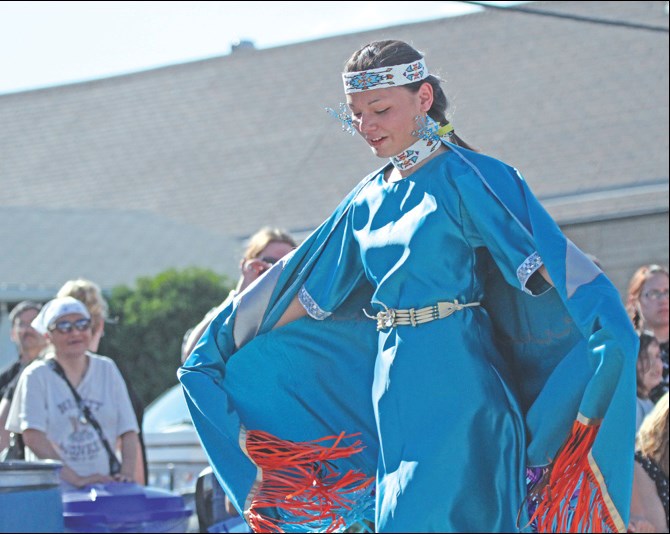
{"left": 74, "top": 473, "right": 114, "bottom": 487}
{"left": 112, "top": 472, "right": 135, "bottom": 483}
{"left": 239, "top": 258, "right": 273, "bottom": 291}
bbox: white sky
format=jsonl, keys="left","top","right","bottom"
{"left": 0, "top": 1, "right": 526, "bottom": 95}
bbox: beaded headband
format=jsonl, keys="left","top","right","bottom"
{"left": 342, "top": 59, "right": 429, "bottom": 93}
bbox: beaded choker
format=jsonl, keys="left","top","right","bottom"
{"left": 390, "top": 122, "right": 454, "bottom": 172}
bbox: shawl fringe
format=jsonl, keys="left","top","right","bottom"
{"left": 529, "top": 420, "right": 617, "bottom": 533}
{"left": 244, "top": 430, "right": 375, "bottom": 533}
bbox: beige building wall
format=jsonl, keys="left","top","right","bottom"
{"left": 562, "top": 212, "right": 669, "bottom": 299}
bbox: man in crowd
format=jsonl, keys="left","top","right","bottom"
{"left": 0, "top": 301, "right": 47, "bottom": 452}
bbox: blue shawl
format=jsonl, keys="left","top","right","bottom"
{"left": 179, "top": 141, "right": 638, "bottom": 532}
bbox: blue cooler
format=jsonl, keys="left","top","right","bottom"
{"left": 0, "top": 460, "right": 64, "bottom": 533}
{"left": 62, "top": 482, "right": 192, "bottom": 533}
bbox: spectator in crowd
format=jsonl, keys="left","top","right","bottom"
{"left": 626, "top": 265, "right": 669, "bottom": 404}
{"left": 181, "top": 227, "right": 297, "bottom": 363}
{"left": 635, "top": 332, "right": 664, "bottom": 432}
{"left": 0, "top": 301, "right": 47, "bottom": 453}
{"left": 6, "top": 297, "right": 140, "bottom": 489}
{"left": 629, "top": 392, "right": 668, "bottom": 533}
{"left": 57, "top": 278, "right": 147, "bottom": 485}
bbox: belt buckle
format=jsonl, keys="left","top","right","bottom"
{"left": 376, "top": 308, "right": 396, "bottom": 331}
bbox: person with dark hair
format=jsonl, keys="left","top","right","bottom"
{"left": 0, "top": 300, "right": 47, "bottom": 454}
{"left": 635, "top": 333, "right": 664, "bottom": 432}
{"left": 626, "top": 264, "right": 669, "bottom": 404}
{"left": 180, "top": 40, "right": 638, "bottom": 532}
{"left": 0, "top": 301, "right": 46, "bottom": 397}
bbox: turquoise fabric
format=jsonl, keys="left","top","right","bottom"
{"left": 179, "top": 141, "right": 638, "bottom": 532}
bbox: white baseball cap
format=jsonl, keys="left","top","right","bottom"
{"left": 31, "top": 296, "right": 91, "bottom": 334}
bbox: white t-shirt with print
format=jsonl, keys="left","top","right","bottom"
{"left": 6, "top": 352, "right": 139, "bottom": 477}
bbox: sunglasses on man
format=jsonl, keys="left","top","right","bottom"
{"left": 48, "top": 318, "right": 92, "bottom": 334}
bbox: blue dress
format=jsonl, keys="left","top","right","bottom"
{"left": 300, "top": 151, "right": 535, "bottom": 531}
{"left": 179, "top": 141, "right": 638, "bottom": 533}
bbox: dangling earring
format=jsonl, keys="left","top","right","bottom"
{"left": 325, "top": 103, "right": 356, "bottom": 135}
{"left": 412, "top": 114, "right": 440, "bottom": 142}
{"left": 412, "top": 115, "right": 455, "bottom": 142}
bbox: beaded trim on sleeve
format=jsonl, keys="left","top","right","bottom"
{"left": 517, "top": 252, "right": 543, "bottom": 294}
{"left": 298, "top": 286, "right": 331, "bottom": 320}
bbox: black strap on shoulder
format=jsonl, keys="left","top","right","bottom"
{"left": 49, "top": 359, "right": 122, "bottom": 475}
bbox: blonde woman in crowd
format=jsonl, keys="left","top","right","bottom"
{"left": 181, "top": 227, "right": 296, "bottom": 363}
{"left": 629, "top": 392, "right": 669, "bottom": 533}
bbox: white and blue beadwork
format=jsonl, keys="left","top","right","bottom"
{"left": 402, "top": 61, "right": 426, "bottom": 82}
{"left": 344, "top": 68, "right": 394, "bottom": 93}
{"left": 325, "top": 103, "right": 356, "bottom": 135}
{"left": 389, "top": 115, "right": 444, "bottom": 172}
{"left": 390, "top": 139, "right": 441, "bottom": 172}
{"left": 343, "top": 59, "right": 429, "bottom": 94}
{"left": 299, "top": 286, "right": 331, "bottom": 320}
{"left": 393, "top": 149, "right": 421, "bottom": 171}
{"left": 517, "top": 252, "right": 544, "bottom": 293}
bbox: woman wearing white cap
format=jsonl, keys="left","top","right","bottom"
{"left": 5, "top": 296, "right": 140, "bottom": 488}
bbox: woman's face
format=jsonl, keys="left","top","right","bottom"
{"left": 639, "top": 340, "right": 664, "bottom": 397}
{"left": 254, "top": 241, "right": 295, "bottom": 276}
{"left": 638, "top": 273, "right": 669, "bottom": 331}
{"left": 346, "top": 83, "right": 432, "bottom": 158}
{"left": 241, "top": 240, "right": 296, "bottom": 282}
{"left": 46, "top": 312, "right": 92, "bottom": 359}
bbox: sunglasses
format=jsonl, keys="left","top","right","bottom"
{"left": 258, "top": 256, "right": 281, "bottom": 265}
{"left": 49, "top": 318, "right": 92, "bottom": 334}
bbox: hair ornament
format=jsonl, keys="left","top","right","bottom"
{"left": 437, "top": 123, "right": 454, "bottom": 138}
{"left": 325, "top": 103, "right": 356, "bottom": 135}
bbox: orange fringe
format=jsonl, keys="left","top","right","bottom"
{"left": 529, "top": 420, "right": 617, "bottom": 533}
{"left": 244, "top": 430, "right": 375, "bottom": 533}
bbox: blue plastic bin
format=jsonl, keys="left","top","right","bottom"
{"left": 61, "top": 482, "right": 192, "bottom": 533}
{"left": 0, "top": 460, "right": 64, "bottom": 533}
{"left": 208, "top": 516, "right": 250, "bottom": 533}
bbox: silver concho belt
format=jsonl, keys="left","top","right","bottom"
{"left": 364, "top": 300, "right": 480, "bottom": 331}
